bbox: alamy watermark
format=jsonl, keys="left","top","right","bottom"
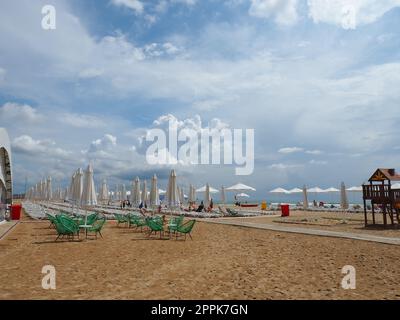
{"left": 145, "top": 120, "right": 254, "bottom": 175}
{"left": 42, "top": 265, "right": 56, "bottom": 290}
{"left": 41, "top": 5, "right": 56, "bottom": 30}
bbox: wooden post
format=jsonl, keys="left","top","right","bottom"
{"left": 363, "top": 198, "right": 368, "bottom": 227}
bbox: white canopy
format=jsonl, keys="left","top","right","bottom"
{"left": 226, "top": 183, "right": 256, "bottom": 192}
{"left": 307, "top": 187, "right": 326, "bottom": 193}
{"left": 287, "top": 187, "right": 302, "bottom": 194}
{"left": 196, "top": 185, "right": 219, "bottom": 193}
{"left": 269, "top": 187, "right": 289, "bottom": 194}
{"left": 236, "top": 193, "right": 249, "bottom": 198}
{"left": 347, "top": 186, "right": 363, "bottom": 192}
{"left": 324, "top": 187, "right": 340, "bottom": 192}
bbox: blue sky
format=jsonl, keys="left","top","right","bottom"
{"left": 0, "top": 0, "right": 400, "bottom": 199}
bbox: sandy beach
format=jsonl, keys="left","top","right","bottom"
{"left": 1, "top": 210, "right": 400, "bottom": 300}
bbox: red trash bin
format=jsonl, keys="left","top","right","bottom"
{"left": 281, "top": 204, "right": 290, "bottom": 217}
{"left": 10, "top": 204, "right": 22, "bottom": 220}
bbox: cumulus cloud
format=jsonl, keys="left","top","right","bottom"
{"left": 268, "top": 163, "right": 302, "bottom": 169}
{"left": 307, "top": 0, "right": 400, "bottom": 29}
{"left": 0, "top": 102, "right": 43, "bottom": 123}
{"left": 111, "top": 0, "right": 144, "bottom": 14}
{"left": 249, "top": 0, "right": 299, "bottom": 26}
{"left": 12, "top": 135, "right": 71, "bottom": 159}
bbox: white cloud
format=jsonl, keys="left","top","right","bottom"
{"left": 12, "top": 135, "right": 71, "bottom": 159}
{"left": 309, "top": 159, "right": 327, "bottom": 165}
{"left": 278, "top": 147, "right": 304, "bottom": 154}
{"left": 0, "top": 102, "right": 43, "bottom": 123}
{"left": 306, "top": 149, "right": 323, "bottom": 155}
{"left": 307, "top": 0, "right": 400, "bottom": 29}
{"left": 111, "top": 0, "right": 144, "bottom": 14}
{"left": 249, "top": 0, "right": 299, "bottom": 26}
{"left": 79, "top": 68, "right": 104, "bottom": 79}
{"left": 61, "top": 113, "right": 107, "bottom": 129}
{"left": 268, "top": 163, "right": 302, "bottom": 169}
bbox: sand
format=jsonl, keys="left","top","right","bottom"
{"left": 1, "top": 211, "right": 400, "bottom": 300}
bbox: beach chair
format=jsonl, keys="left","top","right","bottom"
{"left": 167, "top": 216, "right": 184, "bottom": 234}
{"left": 54, "top": 215, "right": 80, "bottom": 241}
{"left": 175, "top": 219, "right": 196, "bottom": 240}
{"left": 129, "top": 214, "right": 147, "bottom": 231}
{"left": 146, "top": 218, "right": 165, "bottom": 239}
{"left": 218, "top": 206, "right": 228, "bottom": 216}
{"left": 86, "top": 217, "right": 106, "bottom": 239}
{"left": 46, "top": 213, "right": 58, "bottom": 228}
{"left": 114, "top": 213, "right": 129, "bottom": 227}
{"left": 226, "top": 208, "right": 239, "bottom": 216}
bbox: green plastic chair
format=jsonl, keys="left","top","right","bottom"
{"left": 175, "top": 219, "right": 196, "bottom": 240}
{"left": 168, "top": 216, "right": 184, "bottom": 234}
{"left": 114, "top": 213, "right": 129, "bottom": 227}
{"left": 130, "top": 215, "right": 147, "bottom": 231}
{"left": 46, "top": 213, "right": 57, "bottom": 228}
{"left": 54, "top": 215, "right": 80, "bottom": 241}
{"left": 146, "top": 218, "right": 164, "bottom": 238}
{"left": 87, "top": 217, "right": 106, "bottom": 239}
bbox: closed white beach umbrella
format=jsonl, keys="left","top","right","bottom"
{"left": 167, "top": 169, "right": 179, "bottom": 208}
{"left": 46, "top": 176, "right": 52, "bottom": 201}
{"left": 120, "top": 184, "right": 127, "bottom": 201}
{"left": 81, "top": 164, "right": 97, "bottom": 207}
{"left": 150, "top": 174, "right": 159, "bottom": 206}
{"left": 141, "top": 180, "right": 148, "bottom": 205}
{"left": 303, "top": 185, "right": 309, "bottom": 209}
{"left": 72, "top": 168, "right": 83, "bottom": 205}
{"left": 340, "top": 182, "right": 349, "bottom": 210}
{"left": 204, "top": 183, "right": 211, "bottom": 207}
{"left": 99, "top": 179, "right": 109, "bottom": 203}
{"left": 180, "top": 187, "right": 185, "bottom": 205}
{"left": 188, "top": 184, "right": 194, "bottom": 203}
{"left": 220, "top": 186, "right": 226, "bottom": 204}
{"left": 132, "top": 177, "right": 141, "bottom": 205}
{"left": 66, "top": 173, "right": 75, "bottom": 202}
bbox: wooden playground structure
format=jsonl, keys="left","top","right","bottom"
{"left": 363, "top": 168, "right": 400, "bottom": 228}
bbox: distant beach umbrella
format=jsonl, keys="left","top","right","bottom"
{"left": 220, "top": 186, "right": 226, "bottom": 204}
{"left": 392, "top": 183, "right": 400, "bottom": 189}
{"left": 236, "top": 192, "right": 249, "bottom": 198}
{"left": 158, "top": 188, "right": 166, "bottom": 195}
{"left": 307, "top": 187, "right": 325, "bottom": 193}
{"left": 132, "top": 177, "right": 141, "bottom": 205}
{"left": 226, "top": 183, "right": 256, "bottom": 192}
{"left": 46, "top": 176, "right": 52, "bottom": 201}
{"left": 324, "top": 187, "right": 340, "bottom": 192}
{"left": 269, "top": 187, "right": 290, "bottom": 194}
{"left": 120, "top": 184, "right": 127, "bottom": 201}
{"left": 81, "top": 164, "right": 97, "bottom": 207}
{"left": 72, "top": 168, "right": 83, "bottom": 205}
{"left": 196, "top": 185, "right": 219, "bottom": 193}
{"left": 204, "top": 183, "right": 211, "bottom": 207}
{"left": 141, "top": 180, "right": 148, "bottom": 205}
{"left": 99, "top": 179, "right": 109, "bottom": 203}
{"left": 179, "top": 186, "right": 185, "bottom": 205}
{"left": 347, "top": 186, "right": 363, "bottom": 192}
{"left": 287, "top": 188, "right": 302, "bottom": 194}
{"left": 303, "top": 185, "right": 309, "bottom": 209}
{"left": 150, "top": 174, "right": 159, "bottom": 206}
{"left": 167, "top": 169, "right": 179, "bottom": 208}
{"left": 340, "top": 182, "right": 349, "bottom": 210}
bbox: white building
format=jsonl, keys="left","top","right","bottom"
{"left": 0, "top": 128, "right": 12, "bottom": 222}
